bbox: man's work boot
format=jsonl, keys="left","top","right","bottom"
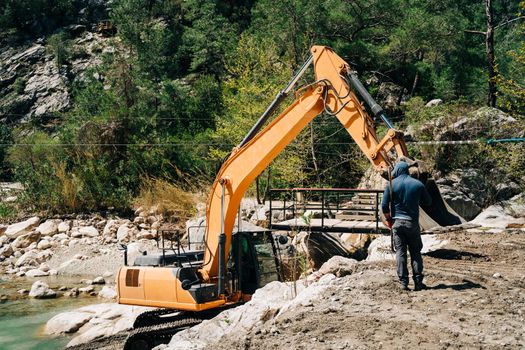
{"left": 399, "top": 283, "right": 410, "bottom": 291}
{"left": 414, "top": 282, "right": 427, "bottom": 291}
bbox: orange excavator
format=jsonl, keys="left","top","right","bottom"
{"left": 116, "top": 46, "right": 461, "bottom": 349}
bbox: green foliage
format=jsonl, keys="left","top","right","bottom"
{"left": 7, "top": 132, "right": 67, "bottom": 211}
{"left": 496, "top": 2, "right": 525, "bottom": 115}
{"left": 0, "top": 123, "right": 13, "bottom": 179}
{"left": 13, "top": 77, "right": 27, "bottom": 94}
{"left": 0, "top": 0, "right": 76, "bottom": 34}
{"left": 4, "top": 0, "right": 524, "bottom": 213}
{"left": 47, "top": 32, "right": 71, "bottom": 65}
{"left": 0, "top": 203, "right": 15, "bottom": 219}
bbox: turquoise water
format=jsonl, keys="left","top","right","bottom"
{"left": 0, "top": 278, "right": 99, "bottom": 350}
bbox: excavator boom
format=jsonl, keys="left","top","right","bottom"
{"left": 200, "top": 46, "right": 420, "bottom": 281}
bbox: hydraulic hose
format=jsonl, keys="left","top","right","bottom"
{"left": 239, "top": 55, "right": 314, "bottom": 147}
{"left": 347, "top": 71, "right": 394, "bottom": 129}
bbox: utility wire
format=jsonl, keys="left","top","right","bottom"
{"left": 0, "top": 138, "right": 523, "bottom": 147}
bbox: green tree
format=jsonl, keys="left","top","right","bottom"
{"left": 47, "top": 32, "right": 71, "bottom": 65}
{"left": 496, "top": 1, "right": 525, "bottom": 115}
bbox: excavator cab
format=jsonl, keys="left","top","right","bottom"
{"left": 228, "top": 231, "right": 281, "bottom": 295}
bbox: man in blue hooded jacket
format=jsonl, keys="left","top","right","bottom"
{"left": 381, "top": 161, "right": 432, "bottom": 291}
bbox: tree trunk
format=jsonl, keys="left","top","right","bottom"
{"left": 410, "top": 51, "right": 424, "bottom": 97}
{"left": 485, "top": 0, "right": 497, "bottom": 107}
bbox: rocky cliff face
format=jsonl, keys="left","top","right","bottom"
{"left": 0, "top": 0, "right": 112, "bottom": 125}
{"left": 0, "top": 29, "right": 113, "bottom": 124}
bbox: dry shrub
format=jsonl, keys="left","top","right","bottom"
{"left": 134, "top": 177, "right": 196, "bottom": 223}
{"left": 52, "top": 160, "right": 80, "bottom": 211}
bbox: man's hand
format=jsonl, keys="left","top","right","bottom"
{"left": 386, "top": 218, "right": 394, "bottom": 229}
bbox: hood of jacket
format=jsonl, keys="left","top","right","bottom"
{"left": 392, "top": 161, "right": 409, "bottom": 178}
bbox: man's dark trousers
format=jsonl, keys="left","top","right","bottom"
{"left": 393, "top": 219, "right": 423, "bottom": 286}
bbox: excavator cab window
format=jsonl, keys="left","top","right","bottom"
{"left": 252, "top": 233, "right": 280, "bottom": 287}
{"left": 229, "top": 232, "right": 279, "bottom": 295}
{"left": 229, "top": 233, "right": 258, "bottom": 294}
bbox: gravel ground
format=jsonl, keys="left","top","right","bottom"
{"left": 211, "top": 230, "right": 525, "bottom": 350}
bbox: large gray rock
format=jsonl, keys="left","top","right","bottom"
{"left": 24, "top": 60, "right": 70, "bottom": 118}
{"left": 29, "top": 281, "right": 56, "bottom": 298}
{"left": 438, "top": 169, "right": 490, "bottom": 220}
{"left": 61, "top": 303, "right": 154, "bottom": 347}
{"left": 36, "top": 220, "right": 59, "bottom": 236}
{"left": 25, "top": 268, "right": 49, "bottom": 277}
{"left": 4, "top": 217, "right": 40, "bottom": 239}
{"left": 98, "top": 286, "right": 117, "bottom": 299}
{"left": 12, "top": 231, "right": 41, "bottom": 249}
{"left": 116, "top": 225, "right": 131, "bottom": 242}
{"left": 318, "top": 256, "right": 358, "bottom": 277}
{"left": 45, "top": 312, "right": 94, "bottom": 334}
{"left": 15, "top": 250, "right": 39, "bottom": 267}
{"left": 71, "top": 226, "right": 99, "bottom": 238}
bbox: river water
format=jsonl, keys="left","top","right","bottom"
{"left": 0, "top": 277, "right": 99, "bottom": 350}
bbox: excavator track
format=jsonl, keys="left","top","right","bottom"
{"left": 123, "top": 316, "right": 203, "bottom": 350}
{"left": 65, "top": 305, "right": 240, "bottom": 350}
{"left": 65, "top": 311, "right": 203, "bottom": 350}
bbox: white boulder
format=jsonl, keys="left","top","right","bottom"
{"left": 71, "top": 226, "right": 99, "bottom": 238}
{"left": 116, "top": 225, "right": 130, "bottom": 242}
{"left": 98, "top": 286, "right": 117, "bottom": 299}
{"left": 425, "top": 98, "right": 443, "bottom": 107}
{"left": 29, "top": 280, "right": 56, "bottom": 298}
{"left": 36, "top": 220, "right": 59, "bottom": 236}
{"left": 126, "top": 242, "right": 146, "bottom": 265}
{"left": 37, "top": 239, "right": 52, "bottom": 250}
{"left": 63, "top": 304, "right": 153, "bottom": 347}
{"left": 15, "top": 250, "right": 39, "bottom": 267}
{"left": 366, "top": 236, "right": 396, "bottom": 262}
{"left": 471, "top": 195, "right": 525, "bottom": 228}
{"left": 318, "top": 256, "right": 358, "bottom": 277}
{"left": 25, "top": 268, "right": 49, "bottom": 277}
{"left": 58, "top": 221, "right": 71, "bottom": 233}
{"left": 45, "top": 312, "right": 94, "bottom": 334}
{"left": 79, "top": 286, "right": 95, "bottom": 293}
{"left": 5, "top": 217, "right": 40, "bottom": 239}
{"left": 93, "top": 276, "right": 105, "bottom": 285}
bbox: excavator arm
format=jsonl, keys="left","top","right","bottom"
{"left": 200, "top": 46, "right": 409, "bottom": 282}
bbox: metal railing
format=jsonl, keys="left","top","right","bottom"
{"left": 268, "top": 188, "right": 384, "bottom": 234}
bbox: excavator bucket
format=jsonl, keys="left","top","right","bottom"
{"left": 403, "top": 158, "right": 464, "bottom": 230}
{"left": 420, "top": 179, "right": 464, "bottom": 228}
